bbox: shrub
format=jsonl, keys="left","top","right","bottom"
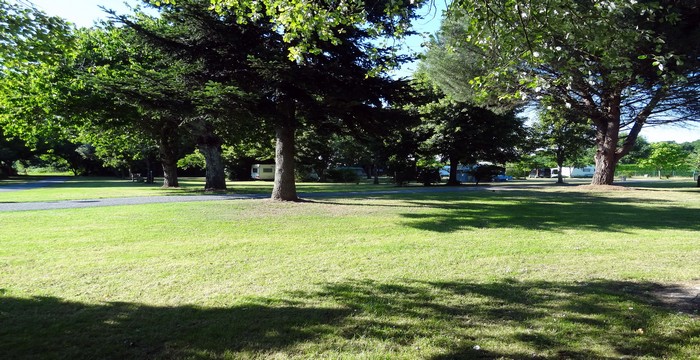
{"left": 295, "top": 166, "right": 319, "bottom": 182}
{"left": 416, "top": 167, "right": 441, "bottom": 186}
{"left": 326, "top": 168, "right": 360, "bottom": 183}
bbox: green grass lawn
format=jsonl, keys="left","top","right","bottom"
{"left": 1, "top": 184, "right": 699, "bottom": 358}
{"left": 0, "top": 176, "right": 411, "bottom": 202}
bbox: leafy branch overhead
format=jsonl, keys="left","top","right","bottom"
{"left": 151, "top": 0, "right": 422, "bottom": 62}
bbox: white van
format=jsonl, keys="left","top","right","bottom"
{"left": 251, "top": 164, "right": 275, "bottom": 180}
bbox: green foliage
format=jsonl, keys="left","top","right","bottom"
{"left": 506, "top": 152, "right": 553, "bottom": 178}
{"left": 0, "top": 0, "right": 74, "bottom": 145}
{"left": 640, "top": 142, "right": 690, "bottom": 175}
{"left": 687, "top": 151, "right": 700, "bottom": 172}
{"left": 425, "top": 0, "right": 700, "bottom": 183}
{"left": 177, "top": 150, "right": 206, "bottom": 170}
{"left": 154, "top": 0, "right": 422, "bottom": 63}
{"left": 618, "top": 135, "right": 652, "bottom": 165}
{"left": 416, "top": 94, "right": 526, "bottom": 166}
{"left": 0, "top": 0, "right": 73, "bottom": 69}
{"left": 532, "top": 105, "right": 595, "bottom": 170}
{"left": 439, "top": 0, "right": 700, "bottom": 105}
{"left": 325, "top": 168, "right": 361, "bottom": 183}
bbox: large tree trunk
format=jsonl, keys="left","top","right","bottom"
{"left": 197, "top": 127, "right": 226, "bottom": 191}
{"left": 591, "top": 116, "right": 620, "bottom": 185}
{"left": 160, "top": 155, "right": 179, "bottom": 188}
{"left": 159, "top": 124, "right": 179, "bottom": 188}
{"left": 588, "top": 87, "right": 661, "bottom": 185}
{"left": 446, "top": 156, "right": 460, "bottom": 186}
{"left": 271, "top": 108, "right": 298, "bottom": 201}
{"left": 199, "top": 142, "right": 226, "bottom": 191}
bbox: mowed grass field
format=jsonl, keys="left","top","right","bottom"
{"left": 0, "top": 176, "right": 406, "bottom": 202}
{"left": 1, "top": 180, "right": 699, "bottom": 359}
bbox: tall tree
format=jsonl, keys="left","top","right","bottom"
{"left": 0, "top": 0, "right": 73, "bottom": 147}
{"left": 137, "top": 0, "right": 415, "bottom": 200}
{"left": 67, "top": 26, "right": 201, "bottom": 187}
{"left": 411, "top": 72, "right": 525, "bottom": 185}
{"left": 424, "top": 0, "right": 700, "bottom": 185}
{"left": 418, "top": 98, "right": 525, "bottom": 185}
{"left": 532, "top": 106, "right": 595, "bottom": 183}
{"left": 111, "top": 1, "right": 272, "bottom": 191}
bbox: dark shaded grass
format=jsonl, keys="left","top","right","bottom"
{"left": 1, "top": 280, "right": 698, "bottom": 359}
{"left": 318, "top": 189, "right": 700, "bottom": 233}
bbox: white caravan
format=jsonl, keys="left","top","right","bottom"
{"left": 550, "top": 166, "right": 595, "bottom": 178}
{"left": 251, "top": 164, "right": 275, "bottom": 180}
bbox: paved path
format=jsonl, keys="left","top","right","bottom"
{"left": 0, "top": 186, "right": 494, "bottom": 212}
{"left": 0, "top": 177, "right": 70, "bottom": 192}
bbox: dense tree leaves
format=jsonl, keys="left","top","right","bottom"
{"left": 112, "top": 0, "right": 415, "bottom": 199}
{"left": 154, "top": 0, "right": 422, "bottom": 63}
{"left": 0, "top": 0, "right": 72, "bottom": 69}
{"left": 617, "top": 135, "right": 652, "bottom": 165}
{"left": 640, "top": 142, "right": 689, "bottom": 177}
{"left": 410, "top": 72, "right": 526, "bottom": 185}
{"left": 66, "top": 25, "right": 205, "bottom": 187}
{"left": 419, "top": 98, "right": 525, "bottom": 185}
{"left": 0, "top": 0, "right": 74, "bottom": 145}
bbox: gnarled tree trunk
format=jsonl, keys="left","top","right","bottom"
{"left": 591, "top": 93, "right": 622, "bottom": 186}
{"left": 197, "top": 125, "right": 226, "bottom": 191}
{"left": 199, "top": 142, "right": 226, "bottom": 191}
{"left": 589, "top": 87, "right": 661, "bottom": 185}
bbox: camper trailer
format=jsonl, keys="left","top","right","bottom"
{"left": 550, "top": 166, "right": 595, "bottom": 178}
{"left": 251, "top": 164, "right": 275, "bottom": 180}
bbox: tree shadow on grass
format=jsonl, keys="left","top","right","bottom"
{"left": 392, "top": 190, "right": 700, "bottom": 233}
{"left": 3, "top": 279, "right": 697, "bottom": 359}
{"left": 301, "top": 279, "right": 699, "bottom": 359}
{"left": 0, "top": 296, "right": 350, "bottom": 359}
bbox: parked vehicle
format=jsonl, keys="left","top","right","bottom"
{"left": 529, "top": 168, "right": 551, "bottom": 178}
{"left": 492, "top": 174, "right": 513, "bottom": 182}
{"left": 550, "top": 166, "right": 595, "bottom": 178}
{"left": 251, "top": 164, "right": 275, "bottom": 180}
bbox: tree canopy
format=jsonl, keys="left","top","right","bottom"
{"left": 0, "top": 0, "right": 73, "bottom": 144}
{"left": 640, "top": 142, "right": 689, "bottom": 177}
{"left": 155, "top": 0, "right": 422, "bottom": 63}
{"left": 423, "top": 0, "right": 700, "bottom": 185}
